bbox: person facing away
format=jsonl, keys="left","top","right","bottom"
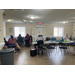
{"left": 25, "top": 33, "right": 30, "bottom": 46}
{"left": 25, "top": 33, "right": 30, "bottom": 39}
{"left": 36, "top": 35, "right": 44, "bottom": 42}
{"left": 8, "top": 38, "right": 21, "bottom": 50}
{"left": 17, "top": 34, "right": 23, "bottom": 43}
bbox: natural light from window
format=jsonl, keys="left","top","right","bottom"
{"left": 14, "top": 26, "right": 26, "bottom": 37}
{"left": 54, "top": 27, "right": 64, "bottom": 37}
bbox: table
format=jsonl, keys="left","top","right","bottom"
{"left": 32, "top": 41, "right": 75, "bottom": 55}
{"left": 32, "top": 41, "right": 59, "bottom": 55}
{"left": 59, "top": 41, "right": 74, "bottom": 44}
{"left": 32, "top": 41, "right": 59, "bottom": 45}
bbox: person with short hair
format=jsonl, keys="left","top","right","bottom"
{"left": 64, "top": 34, "right": 69, "bottom": 40}
{"left": 17, "top": 34, "right": 23, "bottom": 43}
{"left": 36, "top": 35, "right": 44, "bottom": 41}
{"left": 69, "top": 35, "right": 73, "bottom": 41}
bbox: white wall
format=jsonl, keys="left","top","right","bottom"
{"left": 0, "top": 10, "right": 5, "bottom": 50}
{"left": 6, "top": 23, "right": 73, "bottom": 41}
{"left": 3, "top": 22, "right": 6, "bottom": 37}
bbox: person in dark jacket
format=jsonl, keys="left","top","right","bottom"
{"left": 69, "top": 35, "right": 73, "bottom": 41}
{"left": 25, "top": 34, "right": 30, "bottom": 46}
{"left": 17, "top": 34, "right": 23, "bottom": 43}
{"left": 17, "top": 34, "right": 23, "bottom": 46}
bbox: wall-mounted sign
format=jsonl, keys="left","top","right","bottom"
{"left": 9, "top": 28, "right": 12, "bottom": 33}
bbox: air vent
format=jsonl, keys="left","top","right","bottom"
{"left": 10, "top": 9, "right": 24, "bottom": 11}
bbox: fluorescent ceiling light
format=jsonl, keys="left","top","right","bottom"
{"left": 63, "top": 22, "right": 66, "bottom": 24}
{"left": 7, "top": 19, "right": 11, "bottom": 21}
{"left": 30, "top": 21, "right": 33, "bottom": 22}
{"left": 23, "top": 19, "right": 26, "bottom": 22}
{"left": 30, "top": 16, "right": 35, "bottom": 19}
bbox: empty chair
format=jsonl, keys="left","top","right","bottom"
{"left": 70, "top": 42, "right": 75, "bottom": 52}
{"left": 59, "top": 42, "right": 68, "bottom": 54}
{"left": 52, "top": 37, "right": 56, "bottom": 41}
{"left": 46, "top": 43, "right": 56, "bottom": 56}
{"left": 46, "top": 37, "right": 50, "bottom": 41}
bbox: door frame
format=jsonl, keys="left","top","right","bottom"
{"left": 35, "top": 25, "right": 45, "bottom": 41}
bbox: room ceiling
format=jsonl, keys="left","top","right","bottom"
{"left": 3, "top": 9, "right": 75, "bottom": 24}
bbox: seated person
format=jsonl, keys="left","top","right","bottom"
{"left": 74, "top": 36, "right": 75, "bottom": 41}
{"left": 8, "top": 38, "right": 21, "bottom": 50}
{"left": 64, "top": 34, "right": 69, "bottom": 40}
{"left": 25, "top": 33, "right": 29, "bottom": 39}
{"left": 17, "top": 34, "right": 23, "bottom": 43}
{"left": 25, "top": 33, "right": 30, "bottom": 46}
{"left": 28, "top": 35, "right": 32, "bottom": 46}
{"left": 60, "top": 37, "right": 64, "bottom": 41}
{"left": 69, "top": 35, "right": 73, "bottom": 41}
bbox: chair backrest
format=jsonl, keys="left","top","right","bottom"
{"left": 59, "top": 42, "right": 65, "bottom": 46}
{"left": 37, "top": 40, "right": 44, "bottom": 48}
{"left": 46, "top": 37, "right": 50, "bottom": 41}
{"left": 52, "top": 37, "right": 56, "bottom": 41}
{"left": 4, "top": 38, "right": 9, "bottom": 46}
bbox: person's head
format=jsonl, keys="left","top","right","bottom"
{"left": 10, "top": 35, "right": 13, "bottom": 40}
{"left": 25, "top": 33, "right": 29, "bottom": 39}
{"left": 38, "top": 35, "right": 40, "bottom": 37}
{"left": 66, "top": 34, "right": 68, "bottom": 37}
{"left": 19, "top": 34, "right": 21, "bottom": 37}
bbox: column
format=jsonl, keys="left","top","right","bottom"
{"left": 0, "top": 9, "right": 4, "bottom": 50}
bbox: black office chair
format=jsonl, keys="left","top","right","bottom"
{"left": 59, "top": 42, "right": 68, "bottom": 54}
{"left": 46, "top": 43, "right": 56, "bottom": 56}
{"left": 51, "top": 37, "right": 56, "bottom": 41}
{"left": 37, "top": 40, "right": 46, "bottom": 56}
{"left": 70, "top": 43, "right": 75, "bottom": 52}
{"left": 46, "top": 37, "right": 50, "bottom": 41}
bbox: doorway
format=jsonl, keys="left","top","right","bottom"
{"left": 35, "top": 26, "right": 45, "bottom": 41}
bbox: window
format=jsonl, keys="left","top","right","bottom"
{"left": 14, "top": 26, "right": 26, "bottom": 37}
{"left": 54, "top": 27, "right": 64, "bottom": 37}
